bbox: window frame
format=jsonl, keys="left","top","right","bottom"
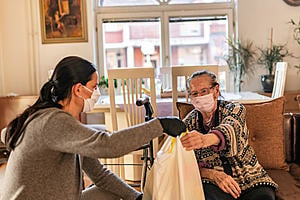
{"left": 95, "top": 1, "right": 235, "bottom": 90}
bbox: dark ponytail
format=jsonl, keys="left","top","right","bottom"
{"left": 5, "top": 56, "right": 97, "bottom": 150}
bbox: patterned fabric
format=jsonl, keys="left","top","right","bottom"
{"left": 183, "top": 100, "right": 278, "bottom": 191}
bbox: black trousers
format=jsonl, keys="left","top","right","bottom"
{"left": 203, "top": 183, "right": 276, "bottom": 200}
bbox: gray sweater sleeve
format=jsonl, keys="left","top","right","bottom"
{"left": 82, "top": 157, "right": 140, "bottom": 200}
{"left": 42, "top": 109, "right": 163, "bottom": 158}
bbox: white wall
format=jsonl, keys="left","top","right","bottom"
{"left": 238, "top": 0, "right": 300, "bottom": 91}
{"left": 0, "top": 0, "right": 34, "bottom": 95}
{"left": 0, "top": 0, "right": 299, "bottom": 95}
{"left": 0, "top": 0, "right": 96, "bottom": 96}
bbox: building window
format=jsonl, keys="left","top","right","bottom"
{"left": 96, "top": 0, "right": 234, "bottom": 91}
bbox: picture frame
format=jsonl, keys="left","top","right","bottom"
{"left": 283, "top": 0, "right": 300, "bottom": 6}
{"left": 39, "top": 0, "right": 88, "bottom": 44}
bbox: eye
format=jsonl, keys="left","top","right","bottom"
{"left": 200, "top": 88, "right": 209, "bottom": 94}
{"left": 191, "top": 92, "right": 198, "bottom": 97}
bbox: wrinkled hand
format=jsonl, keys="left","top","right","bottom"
{"left": 212, "top": 170, "right": 241, "bottom": 199}
{"left": 180, "top": 130, "right": 220, "bottom": 150}
{"left": 158, "top": 117, "right": 186, "bottom": 137}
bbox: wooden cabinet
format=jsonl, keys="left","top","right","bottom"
{"left": 259, "top": 90, "right": 300, "bottom": 113}
{"left": 284, "top": 91, "right": 300, "bottom": 113}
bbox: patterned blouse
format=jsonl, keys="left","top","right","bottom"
{"left": 183, "top": 100, "right": 278, "bottom": 191}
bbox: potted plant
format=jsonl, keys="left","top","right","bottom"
{"left": 224, "top": 38, "right": 256, "bottom": 92}
{"left": 290, "top": 19, "right": 300, "bottom": 70}
{"left": 257, "top": 44, "right": 290, "bottom": 92}
{"left": 98, "top": 75, "right": 109, "bottom": 95}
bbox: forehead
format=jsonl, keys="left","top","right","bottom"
{"left": 190, "top": 75, "right": 211, "bottom": 89}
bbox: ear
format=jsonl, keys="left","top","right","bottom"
{"left": 214, "top": 84, "right": 220, "bottom": 99}
{"left": 73, "top": 83, "right": 83, "bottom": 97}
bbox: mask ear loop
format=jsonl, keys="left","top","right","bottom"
{"left": 82, "top": 85, "right": 93, "bottom": 94}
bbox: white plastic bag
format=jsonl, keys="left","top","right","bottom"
{"left": 143, "top": 136, "right": 205, "bottom": 200}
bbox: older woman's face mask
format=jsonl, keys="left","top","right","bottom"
{"left": 189, "top": 75, "right": 218, "bottom": 113}
{"left": 191, "top": 93, "right": 215, "bottom": 113}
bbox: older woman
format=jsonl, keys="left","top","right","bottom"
{"left": 180, "top": 70, "right": 277, "bottom": 200}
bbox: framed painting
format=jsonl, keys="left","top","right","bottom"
{"left": 283, "top": 0, "right": 300, "bottom": 6}
{"left": 39, "top": 0, "right": 88, "bottom": 44}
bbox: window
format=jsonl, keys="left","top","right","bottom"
{"left": 98, "top": 0, "right": 230, "bottom": 7}
{"left": 169, "top": 0, "right": 230, "bottom": 4}
{"left": 96, "top": 0, "right": 234, "bottom": 91}
{"left": 98, "top": 0, "right": 159, "bottom": 7}
{"left": 169, "top": 16, "right": 227, "bottom": 66}
{"left": 102, "top": 19, "right": 161, "bottom": 73}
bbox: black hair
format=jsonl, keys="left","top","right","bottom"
{"left": 5, "top": 56, "right": 97, "bottom": 150}
{"left": 186, "top": 70, "right": 219, "bottom": 96}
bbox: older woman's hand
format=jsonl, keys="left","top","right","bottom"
{"left": 211, "top": 170, "right": 241, "bottom": 199}
{"left": 201, "top": 168, "right": 241, "bottom": 199}
{"left": 180, "top": 130, "right": 220, "bottom": 150}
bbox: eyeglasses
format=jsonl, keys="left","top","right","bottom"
{"left": 190, "top": 86, "right": 215, "bottom": 97}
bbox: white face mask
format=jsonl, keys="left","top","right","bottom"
{"left": 191, "top": 93, "right": 215, "bottom": 113}
{"left": 80, "top": 86, "right": 101, "bottom": 112}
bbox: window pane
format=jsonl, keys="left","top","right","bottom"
{"left": 99, "top": 0, "right": 159, "bottom": 7}
{"left": 169, "top": 16, "right": 227, "bottom": 66}
{"left": 169, "top": 0, "right": 231, "bottom": 4}
{"left": 169, "top": 16, "right": 228, "bottom": 91}
{"left": 103, "top": 19, "right": 161, "bottom": 73}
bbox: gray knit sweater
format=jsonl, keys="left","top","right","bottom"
{"left": 1, "top": 108, "right": 163, "bottom": 200}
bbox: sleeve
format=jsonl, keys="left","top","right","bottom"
{"left": 212, "top": 102, "right": 248, "bottom": 157}
{"left": 82, "top": 157, "right": 140, "bottom": 200}
{"left": 209, "top": 129, "right": 226, "bottom": 152}
{"left": 42, "top": 110, "right": 163, "bottom": 158}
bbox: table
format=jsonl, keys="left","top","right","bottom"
{"left": 221, "top": 91, "right": 272, "bottom": 103}
{"left": 94, "top": 91, "right": 272, "bottom": 117}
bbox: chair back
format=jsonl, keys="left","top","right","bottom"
{"left": 271, "top": 62, "right": 288, "bottom": 99}
{"left": 0, "top": 96, "right": 38, "bottom": 154}
{"left": 171, "top": 65, "right": 219, "bottom": 116}
{"left": 297, "top": 94, "right": 300, "bottom": 110}
{"left": 0, "top": 96, "right": 38, "bottom": 130}
{"left": 107, "top": 67, "right": 157, "bottom": 181}
{"left": 108, "top": 67, "right": 157, "bottom": 131}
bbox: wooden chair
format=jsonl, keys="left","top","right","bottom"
{"left": 0, "top": 95, "right": 38, "bottom": 164}
{"left": 271, "top": 62, "right": 288, "bottom": 99}
{"left": 297, "top": 94, "right": 300, "bottom": 110}
{"left": 171, "top": 65, "right": 219, "bottom": 116}
{"left": 107, "top": 67, "right": 157, "bottom": 190}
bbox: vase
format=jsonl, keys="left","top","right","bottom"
{"left": 261, "top": 74, "right": 274, "bottom": 93}
{"left": 99, "top": 86, "right": 109, "bottom": 95}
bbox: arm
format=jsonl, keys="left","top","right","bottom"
{"left": 42, "top": 110, "right": 163, "bottom": 158}
{"left": 212, "top": 102, "right": 248, "bottom": 157}
{"left": 82, "top": 157, "right": 140, "bottom": 200}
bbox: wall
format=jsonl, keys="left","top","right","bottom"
{"left": 0, "top": 0, "right": 34, "bottom": 95}
{"left": 0, "top": 0, "right": 299, "bottom": 95}
{"left": 238, "top": 0, "right": 300, "bottom": 91}
{"left": 0, "top": 0, "right": 96, "bottom": 96}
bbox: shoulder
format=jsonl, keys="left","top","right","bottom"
{"left": 183, "top": 109, "right": 199, "bottom": 126}
{"left": 33, "top": 107, "right": 74, "bottom": 124}
{"left": 219, "top": 100, "right": 245, "bottom": 112}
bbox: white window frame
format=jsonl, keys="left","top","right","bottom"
{"left": 95, "top": 1, "right": 235, "bottom": 90}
